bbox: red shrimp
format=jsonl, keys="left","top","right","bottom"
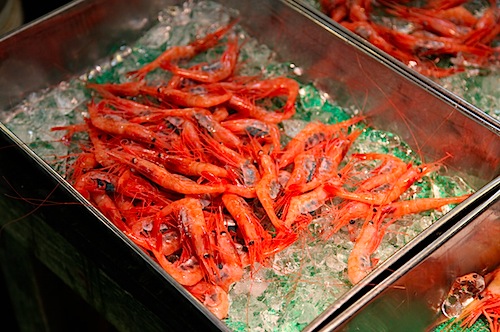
{"left": 73, "top": 170, "right": 118, "bottom": 200}
{"left": 381, "top": 194, "right": 471, "bottom": 217}
{"left": 221, "top": 193, "right": 271, "bottom": 264}
{"left": 121, "top": 142, "right": 230, "bottom": 179}
{"left": 115, "top": 168, "right": 171, "bottom": 205}
{"left": 459, "top": 268, "right": 500, "bottom": 332}
{"left": 227, "top": 77, "right": 299, "bottom": 124}
{"left": 284, "top": 184, "right": 332, "bottom": 230}
{"left": 107, "top": 150, "right": 226, "bottom": 195}
{"left": 373, "top": 23, "right": 492, "bottom": 57}
{"left": 221, "top": 118, "right": 282, "bottom": 155}
{"left": 152, "top": 249, "right": 205, "bottom": 287}
{"left": 201, "top": 132, "right": 261, "bottom": 188}
{"left": 462, "top": 2, "right": 500, "bottom": 46}
{"left": 285, "top": 150, "right": 318, "bottom": 192}
{"left": 291, "top": 132, "right": 360, "bottom": 193}
{"left": 208, "top": 210, "right": 244, "bottom": 291}
{"left": 383, "top": 2, "right": 470, "bottom": 38}
{"left": 87, "top": 100, "right": 174, "bottom": 150}
{"left": 279, "top": 116, "right": 364, "bottom": 169}
{"left": 127, "top": 19, "right": 238, "bottom": 80}
{"left": 191, "top": 112, "right": 242, "bottom": 150}
{"left": 325, "top": 161, "right": 441, "bottom": 205}
{"left": 138, "top": 84, "right": 233, "bottom": 108}
{"left": 347, "top": 211, "right": 387, "bottom": 284}
{"left": 86, "top": 123, "right": 119, "bottom": 168}
{"left": 185, "top": 281, "right": 229, "bottom": 320}
{"left": 70, "top": 152, "right": 98, "bottom": 183}
{"left": 163, "top": 35, "right": 240, "bottom": 83}
{"left": 323, "top": 201, "right": 373, "bottom": 239}
{"left": 156, "top": 198, "right": 220, "bottom": 282}
{"left": 90, "top": 192, "right": 129, "bottom": 232}
{"left": 341, "top": 21, "right": 418, "bottom": 65}
{"left": 349, "top": 152, "right": 409, "bottom": 192}
{"left": 255, "top": 151, "right": 287, "bottom": 233}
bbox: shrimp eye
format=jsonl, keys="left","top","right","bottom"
{"left": 248, "top": 240, "right": 255, "bottom": 246}
{"left": 203, "top": 253, "right": 211, "bottom": 259}
{"left": 349, "top": 220, "right": 356, "bottom": 225}
{"left": 218, "top": 263, "right": 223, "bottom": 269}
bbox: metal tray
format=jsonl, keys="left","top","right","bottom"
{"left": 291, "top": 0, "right": 500, "bottom": 126}
{"left": 0, "top": 0, "right": 499, "bottom": 331}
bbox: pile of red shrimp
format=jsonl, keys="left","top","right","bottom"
{"left": 320, "top": 0, "right": 500, "bottom": 77}
{"left": 53, "top": 19, "right": 470, "bottom": 319}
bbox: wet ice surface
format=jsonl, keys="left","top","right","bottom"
{"left": 0, "top": 1, "right": 473, "bottom": 331}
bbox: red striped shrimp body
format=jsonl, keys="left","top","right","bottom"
{"left": 70, "top": 152, "right": 98, "bottom": 183}
{"left": 221, "top": 118, "right": 282, "bottom": 155}
{"left": 290, "top": 131, "right": 360, "bottom": 193}
{"left": 347, "top": 211, "right": 390, "bottom": 284}
{"left": 350, "top": 152, "right": 409, "bottom": 192}
{"left": 284, "top": 184, "right": 332, "bottom": 230}
{"left": 156, "top": 198, "right": 220, "bottom": 283}
{"left": 152, "top": 250, "right": 205, "bottom": 287}
{"left": 381, "top": 194, "right": 471, "bottom": 217}
{"left": 383, "top": 2, "right": 470, "bottom": 38}
{"left": 108, "top": 150, "right": 226, "bottom": 195}
{"left": 227, "top": 77, "right": 300, "bottom": 124}
{"left": 121, "top": 142, "right": 230, "bottom": 179}
{"left": 116, "top": 168, "right": 171, "bottom": 206}
{"left": 326, "top": 161, "right": 441, "bottom": 205}
{"left": 462, "top": 2, "right": 500, "bottom": 46}
{"left": 255, "top": 151, "right": 287, "bottom": 233}
{"left": 459, "top": 268, "right": 500, "bottom": 332}
{"left": 191, "top": 112, "right": 242, "bottom": 150}
{"left": 73, "top": 170, "right": 119, "bottom": 200}
{"left": 164, "top": 35, "right": 240, "bottom": 83}
{"left": 279, "top": 116, "right": 364, "bottom": 169}
{"left": 201, "top": 132, "right": 260, "bottom": 188}
{"left": 87, "top": 101, "right": 173, "bottom": 150}
{"left": 208, "top": 210, "right": 244, "bottom": 291}
{"left": 185, "top": 281, "right": 229, "bottom": 320}
{"left": 91, "top": 192, "right": 129, "bottom": 232}
{"left": 127, "top": 19, "right": 238, "bottom": 80}
{"left": 140, "top": 84, "right": 233, "bottom": 108}
{"left": 221, "top": 193, "right": 271, "bottom": 264}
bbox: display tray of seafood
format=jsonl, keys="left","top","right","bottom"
{"left": 299, "top": 0, "right": 500, "bottom": 122}
{"left": 324, "top": 186, "right": 499, "bottom": 332}
{"left": 0, "top": 0, "right": 499, "bottom": 331}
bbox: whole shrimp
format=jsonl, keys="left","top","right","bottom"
{"left": 127, "top": 19, "right": 238, "bottom": 80}
{"left": 221, "top": 193, "right": 271, "bottom": 264}
{"left": 278, "top": 116, "right": 364, "bottom": 168}
{"left": 163, "top": 35, "right": 240, "bottom": 83}
{"left": 107, "top": 150, "right": 227, "bottom": 195}
{"left": 227, "top": 77, "right": 300, "bottom": 124}
{"left": 347, "top": 210, "right": 391, "bottom": 284}
{"left": 156, "top": 198, "right": 220, "bottom": 283}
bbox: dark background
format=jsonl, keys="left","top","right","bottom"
{"left": 21, "top": 0, "right": 73, "bottom": 23}
{"left": 2, "top": 1, "right": 115, "bottom": 332}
